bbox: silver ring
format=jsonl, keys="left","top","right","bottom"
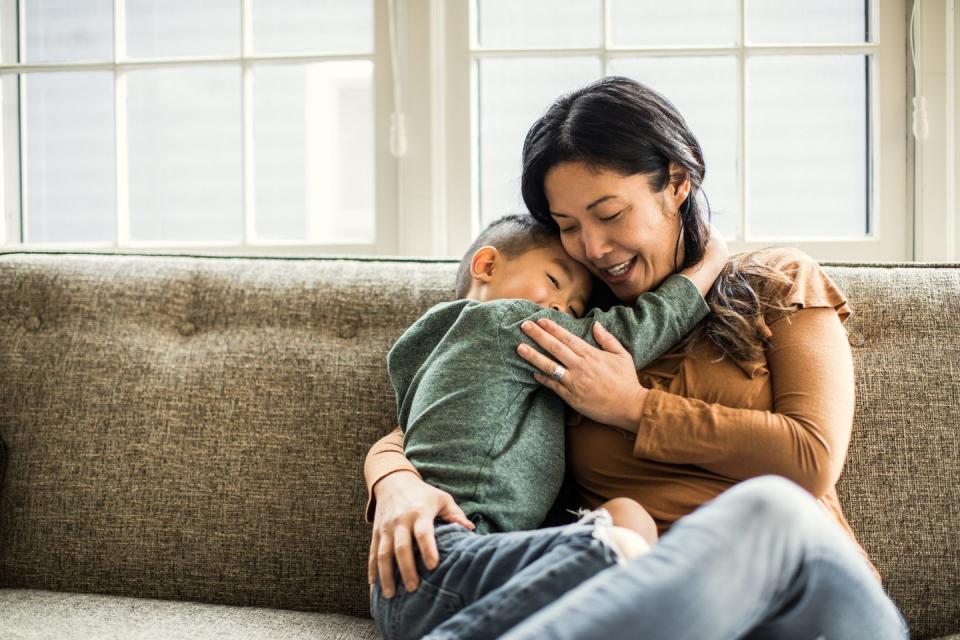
{"left": 551, "top": 364, "right": 567, "bottom": 381}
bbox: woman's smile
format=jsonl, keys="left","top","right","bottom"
{"left": 597, "top": 256, "right": 637, "bottom": 283}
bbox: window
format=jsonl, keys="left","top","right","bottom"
{"left": 457, "top": 0, "right": 908, "bottom": 261}
{"left": 1, "top": 0, "right": 910, "bottom": 261}
{"left": 0, "top": 0, "right": 390, "bottom": 253}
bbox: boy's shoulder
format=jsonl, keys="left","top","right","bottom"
{"left": 458, "top": 298, "right": 545, "bottom": 327}
{"left": 401, "top": 298, "right": 540, "bottom": 336}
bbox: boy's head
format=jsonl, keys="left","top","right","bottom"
{"left": 455, "top": 214, "right": 592, "bottom": 318}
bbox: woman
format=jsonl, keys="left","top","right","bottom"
{"left": 365, "top": 76, "right": 906, "bottom": 638}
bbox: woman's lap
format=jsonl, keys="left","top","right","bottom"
{"left": 373, "top": 476, "right": 907, "bottom": 640}
{"left": 500, "top": 476, "right": 907, "bottom": 640}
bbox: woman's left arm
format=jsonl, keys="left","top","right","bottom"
{"left": 631, "top": 306, "right": 854, "bottom": 499}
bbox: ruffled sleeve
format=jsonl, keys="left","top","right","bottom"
{"left": 751, "top": 247, "right": 852, "bottom": 340}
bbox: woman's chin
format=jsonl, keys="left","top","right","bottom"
{"left": 610, "top": 281, "right": 645, "bottom": 304}
{"left": 610, "top": 273, "right": 656, "bottom": 303}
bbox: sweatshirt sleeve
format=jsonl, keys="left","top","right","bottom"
{"left": 632, "top": 301, "right": 855, "bottom": 499}
{"left": 582, "top": 274, "right": 709, "bottom": 370}
{"left": 499, "top": 273, "right": 709, "bottom": 374}
{"left": 363, "top": 427, "right": 419, "bottom": 524}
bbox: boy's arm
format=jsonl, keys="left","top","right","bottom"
{"left": 498, "top": 275, "right": 706, "bottom": 376}
{"left": 578, "top": 223, "right": 728, "bottom": 368}
{"left": 498, "top": 225, "right": 726, "bottom": 373}
{"left": 578, "top": 273, "right": 709, "bottom": 369}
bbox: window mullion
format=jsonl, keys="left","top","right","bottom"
{"left": 1, "top": 0, "right": 21, "bottom": 245}
{"left": 602, "top": 0, "right": 611, "bottom": 75}
{"left": 738, "top": 0, "right": 747, "bottom": 242}
{"left": 16, "top": 0, "right": 27, "bottom": 243}
{"left": 114, "top": 0, "right": 129, "bottom": 247}
{"left": 241, "top": 0, "right": 254, "bottom": 246}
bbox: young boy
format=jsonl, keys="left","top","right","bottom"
{"left": 373, "top": 214, "right": 725, "bottom": 639}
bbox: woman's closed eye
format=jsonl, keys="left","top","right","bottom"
{"left": 598, "top": 208, "right": 625, "bottom": 222}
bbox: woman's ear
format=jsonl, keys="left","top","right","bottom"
{"left": 667, "top": 162, "right": 692, "bottom": 212}
{"left": 470, "top": 245, "right": 499, "bottom": 283}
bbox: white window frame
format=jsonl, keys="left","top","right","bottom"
{"left": 431, "top": 0, "right": 909, "bottom": 262}
{"left": 0, "top": 0, "right": 398, "bottom": 256}
{"left": 913, "top": 0, "right": 960, "bottom": 261}
{"left": 0, "top": 1, "right": 931, "bottom": 262}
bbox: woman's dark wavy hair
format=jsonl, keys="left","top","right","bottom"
{"left": 521, "top": 76, "right": 794, "bottom": 362}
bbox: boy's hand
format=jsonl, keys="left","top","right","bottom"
{"left": 679, "top": 224, "right": 728, "bottom": 298}
{"left": 701, "top": 223, "right": 729, "bottom": 273}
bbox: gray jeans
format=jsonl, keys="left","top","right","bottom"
{"left": 371, "top": 476, "right": 908, "bottom": 640}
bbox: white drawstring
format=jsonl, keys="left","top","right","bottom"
{"left": 910, "top": 0, "right": 929, "bottom": 140}
{"left": 386, "top": 0, "right": 408, "bottom": 156}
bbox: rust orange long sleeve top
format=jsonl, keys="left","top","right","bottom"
{"left": 364, "top": 248, "right": 877, "bottom": 577}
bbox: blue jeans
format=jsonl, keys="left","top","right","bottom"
{"left": 371, "top": 510, "right": 622, "bottom": 640}
{"left": 372, "top": 476, "right": 909, "bottom": 640}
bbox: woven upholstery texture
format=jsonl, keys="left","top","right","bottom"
{"left": 0, "top": 588, "right": 381, "bottom": 640}
{"left": 0, "top": 252, "right": 957, "bottom": 639}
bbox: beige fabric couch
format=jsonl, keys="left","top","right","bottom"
{"left": 0, "top": 251, "right": 957, "bottom": 639}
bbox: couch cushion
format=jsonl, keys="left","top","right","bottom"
{"left": 0, "top": 433, "right": 6, "bottom": 494}
{"left": 0, "top": 253, "right": 453, "bottom": 619}
{"left": 0, "top": 253, "right": 957, "bottom": 639}
{"left": 0, "top": 588, "right": 380, "bottom": 640}
{"left": 825, "top": 263, "right": 960, "bottom": 640}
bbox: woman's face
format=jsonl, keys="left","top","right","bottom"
{"left": 544, "top": 161, "right": 690, "bottom": 303}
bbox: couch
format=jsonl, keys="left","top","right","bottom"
{"left": 0, "top": 251, "right": 957, "bottom": 639}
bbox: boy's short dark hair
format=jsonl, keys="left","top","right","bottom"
{"left": 455, "top": 214, "right": 560, "bottom": 299}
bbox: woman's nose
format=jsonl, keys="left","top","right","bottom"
{"left": 582, "top": 226, "right": 611, "bottom": 261}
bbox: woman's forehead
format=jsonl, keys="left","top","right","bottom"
{"left": 545, "top": 163, "right": 653, "bottom": 212}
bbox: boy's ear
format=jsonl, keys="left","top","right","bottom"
{"left": 470, "top": 245, "right": 499, "bottom": 283}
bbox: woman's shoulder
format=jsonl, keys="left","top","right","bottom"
{"left": 731, "top": 246, "right": 852, "bottom": 328}
{"left": 733, "top": 245, "right": 817, "bottom": 272}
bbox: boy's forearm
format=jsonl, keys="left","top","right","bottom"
{"left": 678, "top": 237, "right": 726, "bottom": 298}
{"left": 591, "top": 274, "right": 710, "bottom": 369}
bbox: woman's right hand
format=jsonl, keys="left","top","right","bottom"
{"left": 368, "top": 470, "right": 475, "bottom": 597}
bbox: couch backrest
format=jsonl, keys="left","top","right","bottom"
{"left": 0, "top": 253, "right": 957, "bottom": 637}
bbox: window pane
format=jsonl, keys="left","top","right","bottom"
{"left": 127, "top": 66, "right": 241, "bottom": 243}
{"left": 610, "top": 57, "right": 739, "bottom": 239}
{"left": 478, "top": 57, "right": 602, "bottom": 229}
{"left": 610, "top": 0, "right": 737, "bottom": 47}
{"left": 252, "top": 0, "right": 373, "bottom": 54}
{"left": 746, "top": 0, "right": 868, "bottom": 44}
{"left": 747, "top": 55, "right": 868, "bottom": 238}
{"left": 126, "top": 0, "right": 240, "bottom": 59}
{"left": 23, "top": 0, "right": 113, "bottom": 63}
{"left": 476, "top": 0, "right": 602, "bottom": 48}
{"left": 254, "top": 62, "right": 374, "bottom": 244}
{"left": 25, "top": 72, "right": 116, "bottom": 243}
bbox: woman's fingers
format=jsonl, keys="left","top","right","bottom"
{"left": 437, "top": 494, "right": 476, "bottom": 531}
{"left": 413, "top": 516, "right": 439, "bottom": 570}
{"left": 394, "top": 525, "right": 419, "bottom": 593}
{"left": 376, "top": 528, "right": 398, "bottom": 598}
{"left": 368, "top": 529, "right": 380, "bottom": 586}
{"left": 592, "top": 322, "right": 628, "bottom": 354}
{"left": 532, "top": 372, "right": 573, "bottom": 403}
{"left": 517, "top": 342, "right": 564, "bottom": 378}
{"left": 520, "top": 319, "right": 582, "bottom": 363}
{"left": 535, "top": 317, "right": 591, "bottom": 356}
